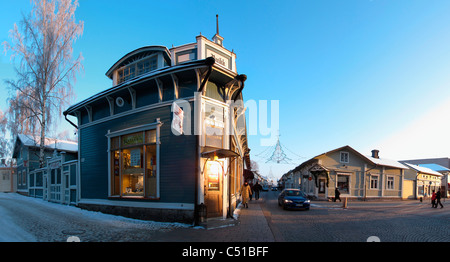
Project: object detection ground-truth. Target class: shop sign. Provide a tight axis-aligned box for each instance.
[206,46,230,70]
[122,133,143,147]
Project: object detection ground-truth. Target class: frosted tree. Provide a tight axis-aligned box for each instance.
[3,0,83,167]
[0,110,9,160]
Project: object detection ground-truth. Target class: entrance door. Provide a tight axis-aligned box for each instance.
[319,178,326,194]
[204,160,223,218]
[50,169,62,203]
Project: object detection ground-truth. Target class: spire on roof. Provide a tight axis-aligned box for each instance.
[212,14,224,47]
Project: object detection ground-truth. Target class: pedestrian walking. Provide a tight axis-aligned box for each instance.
[431,190,437,208]
[435,190,444,209]
[240,181,252,208]
[253,181,263,200]
[334,188,341,202]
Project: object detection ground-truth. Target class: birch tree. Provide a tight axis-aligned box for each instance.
[0,110,9,160]
[3,0,83,167]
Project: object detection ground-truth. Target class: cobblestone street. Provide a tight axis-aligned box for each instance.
[1,192,449,242]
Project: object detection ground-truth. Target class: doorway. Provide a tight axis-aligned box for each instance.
[204,160,223,218]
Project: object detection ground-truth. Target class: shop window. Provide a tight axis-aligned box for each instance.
[337,174,349,194]
[110,129,158,198]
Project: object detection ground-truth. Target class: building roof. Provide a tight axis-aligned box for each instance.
[105,46,171,79]
[402,163,443,176]
[64,58,214,116]
[14,134,78,154]
[365,155,408,169]
[285,145,408,178]
[317,145,408,169]
[418,163,450,172]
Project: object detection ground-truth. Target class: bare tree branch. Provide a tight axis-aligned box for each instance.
[2,0,83,167]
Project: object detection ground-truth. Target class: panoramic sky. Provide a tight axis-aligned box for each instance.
[2,0,450,180]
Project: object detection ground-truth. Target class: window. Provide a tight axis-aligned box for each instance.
[387,176,394,190]
[110,130,158,198]
[337,174,350,194]
[370,175,379,189]
[340,152,349,163]
[118,57,158,84]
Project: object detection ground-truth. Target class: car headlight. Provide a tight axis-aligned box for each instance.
[284,199,293,203]
[304,199,310,203]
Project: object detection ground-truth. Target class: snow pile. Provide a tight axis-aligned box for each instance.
[0,193,191,242]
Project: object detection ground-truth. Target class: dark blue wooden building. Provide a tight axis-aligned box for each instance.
[64,32,251,224]
[12,134,78,203]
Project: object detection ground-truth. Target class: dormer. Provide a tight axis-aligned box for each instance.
[105,46,171,86]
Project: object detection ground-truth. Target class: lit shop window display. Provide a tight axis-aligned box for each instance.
[110,130,157,198]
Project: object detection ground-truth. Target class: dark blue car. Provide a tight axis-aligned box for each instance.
[278,189,310,210]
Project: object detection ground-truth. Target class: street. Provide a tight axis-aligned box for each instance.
[260,189,450,242]
[0,192,449,242]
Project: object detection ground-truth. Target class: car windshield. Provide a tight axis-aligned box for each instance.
[285,190,305,197]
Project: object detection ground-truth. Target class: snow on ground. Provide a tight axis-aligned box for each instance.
[0,192,191,242]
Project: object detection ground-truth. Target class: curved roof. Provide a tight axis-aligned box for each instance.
[105,46,171,79]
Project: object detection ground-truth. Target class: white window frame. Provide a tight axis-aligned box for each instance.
[336,173,351,195]
[106,119,161,199]
[370,174,379,189]
[340,151,349,163]
[386,176,394,190]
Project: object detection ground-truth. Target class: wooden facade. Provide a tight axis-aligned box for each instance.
[12,134,78,203]
[283,146,407,200]
[64,34,250,224]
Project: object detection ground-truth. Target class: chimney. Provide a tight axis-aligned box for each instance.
[1,159,5,167]
[371,150,379,159]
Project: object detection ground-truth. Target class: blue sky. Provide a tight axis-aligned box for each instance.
[2,0,450,180]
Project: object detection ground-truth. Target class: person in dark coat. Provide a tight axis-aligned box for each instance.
[334,188,341,202]
[253,182,263,200]
[435,190,444,208]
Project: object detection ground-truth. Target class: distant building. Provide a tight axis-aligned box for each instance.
[0,159,16,192]
[402,163,443,199]
[400,159,449,198]
[12,134,78,203]
[284,146,408,200]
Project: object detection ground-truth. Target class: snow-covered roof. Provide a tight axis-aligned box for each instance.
[403,163,443,176]
[418,163,450,172]
[365,155,408,169]
[16,134,78,153]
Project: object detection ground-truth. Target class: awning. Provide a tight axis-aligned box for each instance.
[201,148,240,159]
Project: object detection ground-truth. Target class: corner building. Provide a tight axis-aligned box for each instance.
[64,32,250,224]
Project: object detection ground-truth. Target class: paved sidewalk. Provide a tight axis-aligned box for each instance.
[152,196,275,242]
